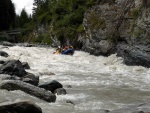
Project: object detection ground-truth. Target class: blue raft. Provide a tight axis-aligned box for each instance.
[61,49,74,55]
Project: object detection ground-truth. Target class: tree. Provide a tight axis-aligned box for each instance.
[0,0,16,31]
[25,0,96,43]
[20,8,30,28]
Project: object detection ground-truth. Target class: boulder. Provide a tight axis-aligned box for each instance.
[0,60,27,77]
[1,75,21,81]
[0,72,39,86]
[54,88,67,95]
[0,61,5,64]
[0,100,42,113]
[0,80,56,102]
[38,80,63,93]
[22,73,39,86]
[117,44,150,68]
[22,62,30,69]
[66,100,75,105]
[0,51,9,57]
[23,43,35,47]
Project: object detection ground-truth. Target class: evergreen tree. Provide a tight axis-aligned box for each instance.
[20,8,30,28]
[8,0,16,28]
[25,0,96,43]
[0,0,16,31]
[15,15,20,28]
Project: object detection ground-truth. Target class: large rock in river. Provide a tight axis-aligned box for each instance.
[0,60,27,77]
[38,80,63,93]
[22,72,39,86]
[0,100,42,113]
[117,43,150,67]
[0,51,9,57]
[0,80,56,102]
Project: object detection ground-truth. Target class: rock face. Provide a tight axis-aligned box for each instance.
[0,80,56,102]
[82,0,127,56]
[0,101,42,113]
[81,0,150,67]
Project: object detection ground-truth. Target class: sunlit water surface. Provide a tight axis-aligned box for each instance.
[0,45,150,113]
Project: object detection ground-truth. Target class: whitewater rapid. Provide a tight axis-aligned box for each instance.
[1,45,150,113]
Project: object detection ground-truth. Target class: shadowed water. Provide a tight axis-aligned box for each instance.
[0,45,150,113]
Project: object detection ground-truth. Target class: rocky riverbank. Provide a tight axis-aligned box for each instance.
[78,0,150,68]
[0,44,68,113]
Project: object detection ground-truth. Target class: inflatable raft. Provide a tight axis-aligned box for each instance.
[61,48,74,55]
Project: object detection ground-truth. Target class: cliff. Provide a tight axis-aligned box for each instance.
[81,0,150,67]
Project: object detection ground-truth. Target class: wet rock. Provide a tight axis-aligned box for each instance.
[22,62,30,69]
[66,100,75,105]
[0,61,5,64]
[22,73,39,86]
[0,60,27,77]
[66,85,72,88]
[0,80,56,102]
[99,109,110,113]
[0,51,9,57]
[88,109,109,113]
[38,80,63,93]
[1,75,21,81]
[1,41,15,46]
[117,44,150,68]
[0,100,42,113]
[0,72,39,86]
[54,88,67,95]
[23,43,36,47]
[16,43,35,47]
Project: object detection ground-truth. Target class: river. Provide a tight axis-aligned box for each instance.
[0,45,150,113]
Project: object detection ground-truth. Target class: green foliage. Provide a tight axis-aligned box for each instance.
[130,20,136,33]
[31,33,52,44]
[0,37,6,42]
[106,31,120,41]
[133,28,145,38]
[20,8,30,28]
[76,24,84,33]
[87,12,106,30]
[42,33,52,44]
[130,8,139,19]
[32,0,95,42]
[15,8,34,42]
[33,34,43,43]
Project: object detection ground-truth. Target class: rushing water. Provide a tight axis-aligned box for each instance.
[1,45,150,113]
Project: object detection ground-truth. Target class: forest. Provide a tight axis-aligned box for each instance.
[0,0,99,44]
